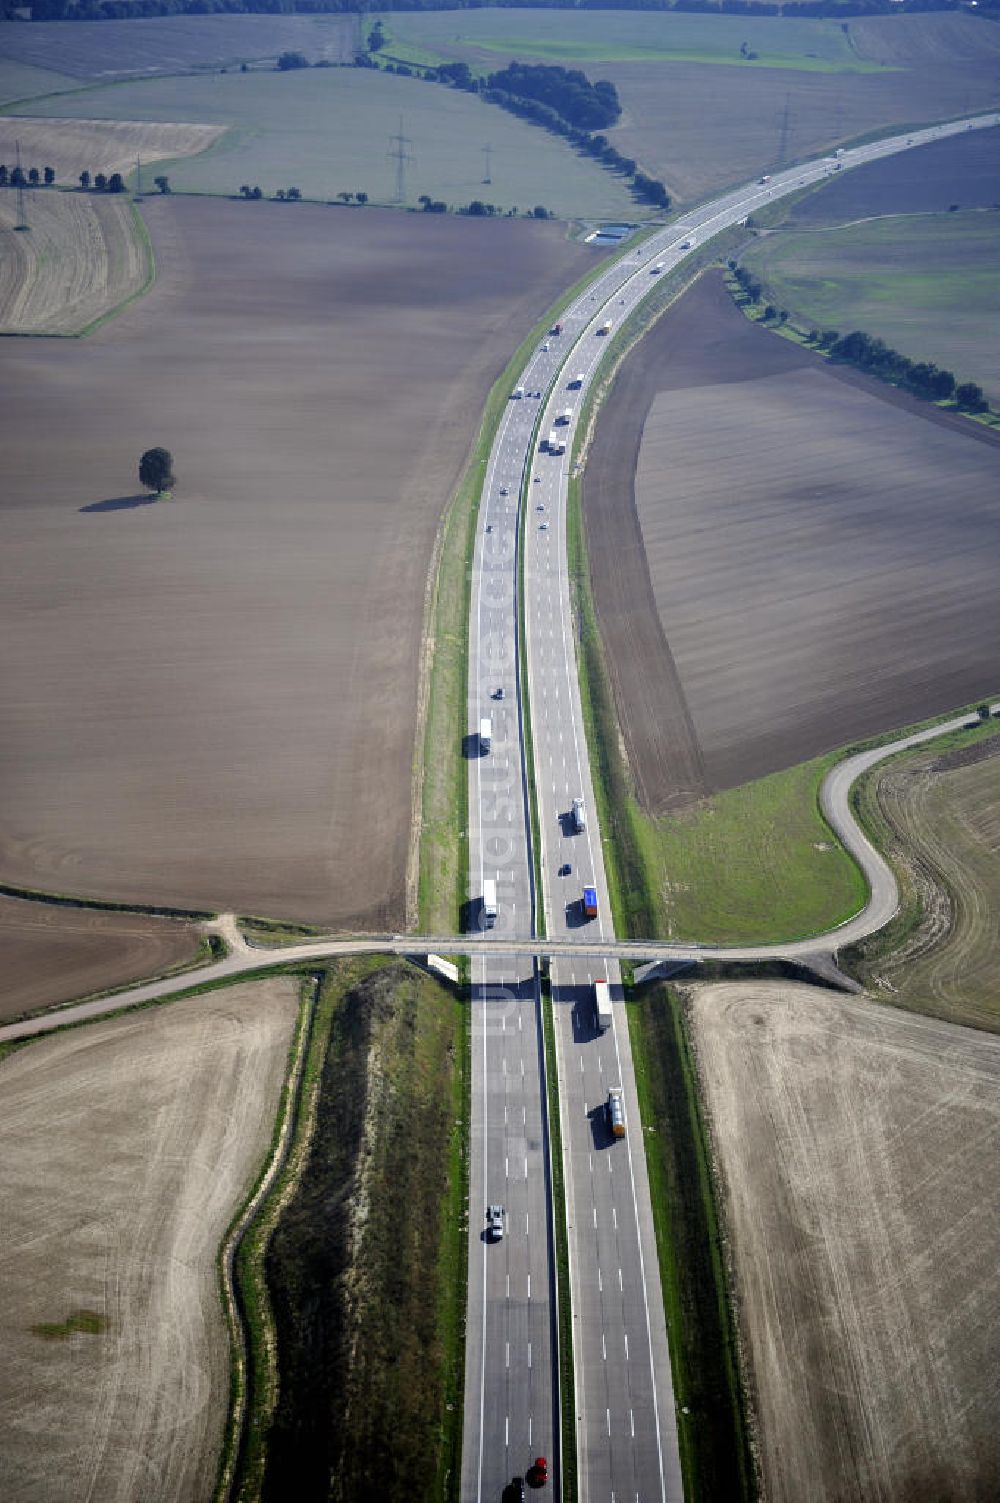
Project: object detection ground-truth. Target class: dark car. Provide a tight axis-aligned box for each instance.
[559,863,572,877]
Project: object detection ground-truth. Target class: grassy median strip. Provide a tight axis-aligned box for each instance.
[627,981,755,1502]
[541,978,577,1501]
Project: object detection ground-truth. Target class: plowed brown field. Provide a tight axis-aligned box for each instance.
[689,980,1000,1503]
[583,271,1000,808]
[0,977,299,1503]
[0,895,201,1019]
[0,197,596,926]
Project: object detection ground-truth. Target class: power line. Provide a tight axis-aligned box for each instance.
[777,92,792,168]
[482,143,492,185]
[387,115,414,205]
[14,138,29,233]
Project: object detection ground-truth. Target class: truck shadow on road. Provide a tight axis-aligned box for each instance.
[587,1103,614,1152]
[552,981,600,1044]
[80,493,158,514]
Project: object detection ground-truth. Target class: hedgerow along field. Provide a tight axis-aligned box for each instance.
[848,730,1000,1032]
[689,981,1000,1503]
[741,125,1000,401]
[0,196,599,929]
[387,8,1000,204]
[0,977,300,1503]
[14,65,638,218]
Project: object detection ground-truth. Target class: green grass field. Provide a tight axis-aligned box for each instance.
[13,66,637,218]
[381,9,888,72]
[0,59,82,106]
[740,210,1000,401]
[629,755,867,945]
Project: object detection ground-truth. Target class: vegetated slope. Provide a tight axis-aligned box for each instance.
[0,192,149,335]
[0,978,299,1503]
[742,213,1000,404]
[388,8,1000,204]
[0,894,201,1018]
[689,981,1000,1503]
[0,116,224,183]
[260,962,465,1503]
[16,66,637,217]
[0,59,80,105]
[584,270,1000,809]
[848,732,1000,1031]
[0,14,359,80]
[0,197,597,927]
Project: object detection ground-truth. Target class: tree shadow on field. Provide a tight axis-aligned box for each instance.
[80,493,158,514]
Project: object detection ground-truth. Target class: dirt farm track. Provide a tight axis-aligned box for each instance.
[689,981,1000,1503]
[0,197,597,926]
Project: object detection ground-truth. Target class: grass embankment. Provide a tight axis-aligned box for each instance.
[417,248,652,935]
[228,957,468,1503]
[628,981,755,1501]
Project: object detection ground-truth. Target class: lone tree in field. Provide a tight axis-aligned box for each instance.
[139,447,175,496]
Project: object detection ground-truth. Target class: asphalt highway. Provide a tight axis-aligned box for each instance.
[3,111,998,1503]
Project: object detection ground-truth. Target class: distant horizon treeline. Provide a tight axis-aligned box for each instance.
[9,0,998,25]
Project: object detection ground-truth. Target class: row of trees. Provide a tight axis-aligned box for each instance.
[0,164,55,187]
[730,264,989,413]
[822,329,988,410]
[393,57,670,212]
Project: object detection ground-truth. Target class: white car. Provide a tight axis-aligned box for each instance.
[539,522,549,531]
[487,1204,505,1241]
[542,342,550,351]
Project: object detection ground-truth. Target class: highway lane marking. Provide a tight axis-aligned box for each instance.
[528,1342,533,1368]
[625,1334,629,1362]
[602,1333,607,1361]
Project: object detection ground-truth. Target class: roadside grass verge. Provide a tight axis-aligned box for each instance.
[416,245,655,935]
[541,978,576,1501]
[627,980,755,1501]
[233,957,468,1503]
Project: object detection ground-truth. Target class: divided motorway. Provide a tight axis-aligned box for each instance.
[463,112,1000,1503]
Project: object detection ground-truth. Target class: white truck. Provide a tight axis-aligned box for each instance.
[595,979,613,1033]
[480,717,492,753]
[571,796,586,833]
[482,878,498,929]
[547,430,566,455]
[556,407,573,425]
[511,385,524,400]
[607,1086,626,1139]
[597,320,613,336]
[568,373,584,389]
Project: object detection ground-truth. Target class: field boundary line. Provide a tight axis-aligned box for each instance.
[214,969,320,1503]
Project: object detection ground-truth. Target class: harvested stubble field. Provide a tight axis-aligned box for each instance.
[583,270,1000,810]
[0,977,299,1503]
[0,14,358,81]
[386,9,1000,204]
[688,981,1000,1502]
[0,197,597,927]
[0,894,201,1019]
[0,191,149,335]
[0,116,223,184]
[17,66,637,218]
[850,733,1000,1032]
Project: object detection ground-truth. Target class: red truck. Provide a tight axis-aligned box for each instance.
[550,321,563,335]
